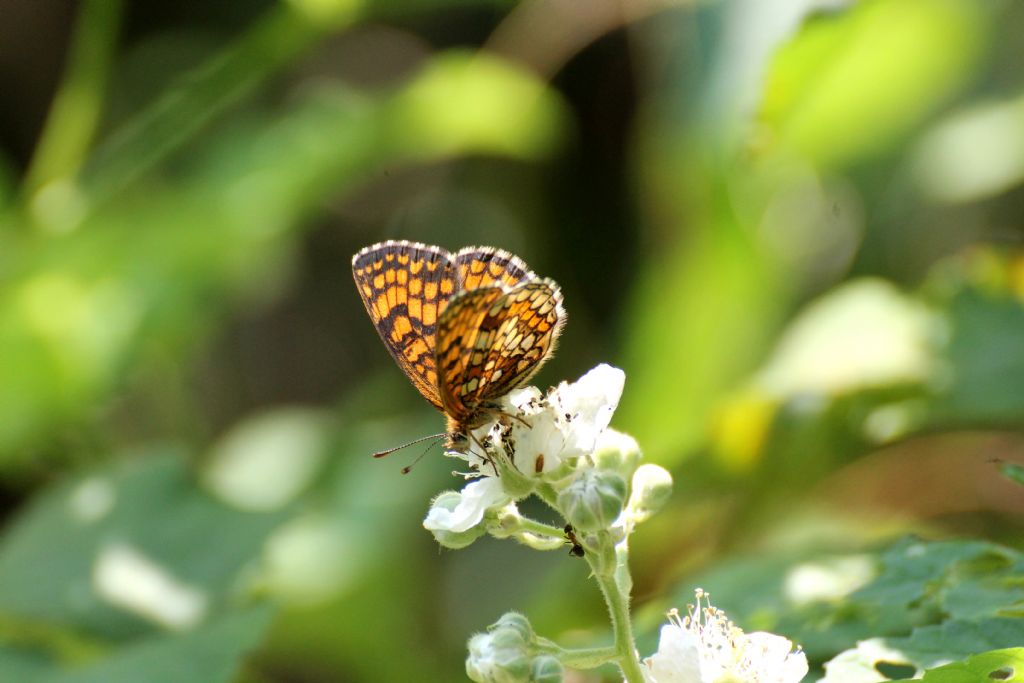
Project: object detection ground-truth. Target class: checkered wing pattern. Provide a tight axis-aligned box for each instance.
[453,247,534,290]
[351,241,457,410]
[436,279,564,424]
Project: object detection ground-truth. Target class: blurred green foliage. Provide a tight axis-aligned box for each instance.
[0,0,1022,681]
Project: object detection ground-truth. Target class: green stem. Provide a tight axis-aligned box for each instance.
[23,0,123,199]
[534,641,618,669]
[515,516,565,540]
[534,485,646,682]
[587,536,646,683]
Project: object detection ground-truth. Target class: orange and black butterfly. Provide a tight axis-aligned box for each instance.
[352,241,565,453]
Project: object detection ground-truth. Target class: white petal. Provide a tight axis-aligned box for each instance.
[744,632,809,683]
[423,478,508,533]
[561,364,625,430]
[644,624,703,683]
[557,365,625,453]
[511,413,566,473]
[507,385,543,410]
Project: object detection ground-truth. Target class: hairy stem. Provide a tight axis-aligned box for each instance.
[588,542,647,683]
[533,640,618,669]
[535,484,645,681]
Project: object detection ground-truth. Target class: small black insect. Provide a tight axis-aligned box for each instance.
[563,524,584,558]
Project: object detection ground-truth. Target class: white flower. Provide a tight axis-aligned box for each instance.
[485,364,625,476]
[643,590,808,683]
[423,477,509,533]
[430,365,626,543]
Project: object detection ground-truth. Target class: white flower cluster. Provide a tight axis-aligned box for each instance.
[483,363,625,475]
[643,590,808,683]
[423,364,644,542]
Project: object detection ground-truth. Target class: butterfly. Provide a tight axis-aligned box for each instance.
[352,240,565,454]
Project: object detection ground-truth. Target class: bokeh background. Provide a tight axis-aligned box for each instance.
[1,0,1023,681]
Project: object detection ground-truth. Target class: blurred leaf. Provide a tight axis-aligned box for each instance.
[0,646,52,683]
[1000,463,1024,487]
[890,621,1024,671]
[381,51,567,162]
[700,249,1024,509]
[0,451,285,638]
[751,279,937,398]
[619,173,787,466]
[77,3,357,213]
[672,537,1024,663]
[761,0,988,167]
[202,408,331,513]
[36,608,270,683]
[263,409,468,681]
[930,282,1024,425]
[911,94,1024,204]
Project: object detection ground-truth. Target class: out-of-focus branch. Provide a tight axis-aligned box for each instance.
[485,0,686,81]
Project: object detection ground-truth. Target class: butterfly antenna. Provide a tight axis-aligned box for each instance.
[372,432,446,459]
[401,435,445,475]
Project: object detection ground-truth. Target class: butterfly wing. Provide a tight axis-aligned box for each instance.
[454,246,535,290]
[436,279,564,422]
[434,285,507,423]
[352,240,457,410]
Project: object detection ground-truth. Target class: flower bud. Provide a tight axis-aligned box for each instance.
[466,623,532,683]
[424,491,487,549]
[629,464,673,523]
[493,612,534,643]
[488,503,522,539]
[592,429,642,479]
[557,469,627,533]
[531,655,564,683]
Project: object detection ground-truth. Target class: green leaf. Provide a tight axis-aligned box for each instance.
[668,538,1024,663]
[0,451,285,638]
[38,608,271,683]
[1000,463,1024,487]
[890,619,1024,670]
[761,0,989,167]
[930,285,1024,424]
[901,648,1024,683]
[0,646,52,683]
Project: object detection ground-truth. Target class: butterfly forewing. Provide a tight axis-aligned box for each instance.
[351,241,457,410]
[436,279,564,423]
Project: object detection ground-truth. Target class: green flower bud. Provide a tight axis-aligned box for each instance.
[592,429,642,479]
[466,627,531,683]
[530,654,564,682]
[557,469,627,533]
[629,464,673,522]
[494,612,534,643]
[426,491,487,549]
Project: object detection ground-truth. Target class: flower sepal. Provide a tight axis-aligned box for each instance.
[557,468,627,534]
[467,612,568,683]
